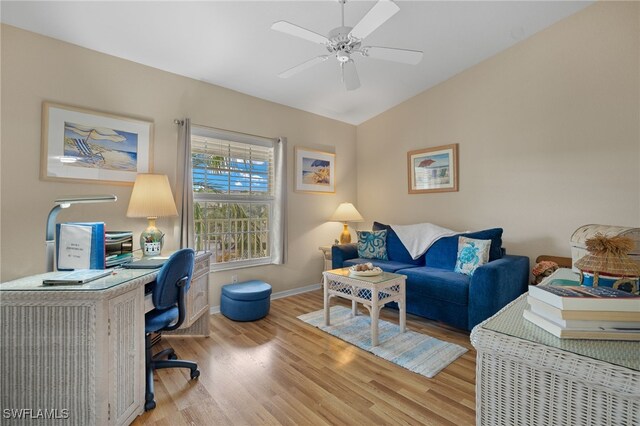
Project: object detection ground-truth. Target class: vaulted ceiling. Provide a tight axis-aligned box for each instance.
[1,1,593,124]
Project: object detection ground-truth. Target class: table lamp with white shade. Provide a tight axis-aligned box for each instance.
[330,202,364,244]
[126,173,178,256]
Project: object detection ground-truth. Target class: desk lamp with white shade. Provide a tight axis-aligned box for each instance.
[330,202,364,244]
[126,174,178,257]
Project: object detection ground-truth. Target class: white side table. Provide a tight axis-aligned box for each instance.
[323,268,406,346]
[319,245,333,271]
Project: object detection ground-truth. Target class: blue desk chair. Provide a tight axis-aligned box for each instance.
[144,248,199,411]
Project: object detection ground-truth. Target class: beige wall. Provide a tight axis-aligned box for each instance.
[356,1,640,263]
[2,1,638,298]
[0,25,357,306]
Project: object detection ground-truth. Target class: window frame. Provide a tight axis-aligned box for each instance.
[191,126,277,271]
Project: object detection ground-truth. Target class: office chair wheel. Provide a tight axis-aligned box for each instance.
[190,369,200,380]
[168,352,178,360]
[144,400,156,411]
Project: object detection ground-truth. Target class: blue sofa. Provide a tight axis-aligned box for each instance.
[332,222,529,331]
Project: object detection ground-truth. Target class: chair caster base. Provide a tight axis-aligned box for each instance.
[190,369,200,380]
[144,400,156,411]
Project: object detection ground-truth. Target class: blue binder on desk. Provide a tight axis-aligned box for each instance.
[56,222,105,270]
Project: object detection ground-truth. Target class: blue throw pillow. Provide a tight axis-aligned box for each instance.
[454,237,491,276]
[357,230,388,260]
[426,227,504,270]
[465,228,503,261]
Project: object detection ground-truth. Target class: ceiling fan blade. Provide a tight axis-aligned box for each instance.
[278,55,330,79]
[341,60,360,91]
[271,21,329,45]
[348,0,400,41]
[363,46,423,65]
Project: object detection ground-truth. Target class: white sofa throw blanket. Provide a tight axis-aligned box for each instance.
[390,223,458,260]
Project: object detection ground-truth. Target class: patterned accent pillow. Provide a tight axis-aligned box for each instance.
[454,237,491,276]
[357,230,388,260]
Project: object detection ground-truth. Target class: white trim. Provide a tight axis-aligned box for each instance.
[194,193,274,203]
[191,127,277,266]
[191,124,276,147]
[209,282,321,315]
[209,257,272,272]
[271,283,321,300]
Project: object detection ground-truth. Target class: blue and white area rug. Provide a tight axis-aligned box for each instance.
[298,305,467,378]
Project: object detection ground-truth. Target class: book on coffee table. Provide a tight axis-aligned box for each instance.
[527,296,640,322]
[528,285,640,311]
[523,308,640,341]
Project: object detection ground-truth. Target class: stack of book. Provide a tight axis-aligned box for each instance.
[105,231,134,268]
[525,285,640,340]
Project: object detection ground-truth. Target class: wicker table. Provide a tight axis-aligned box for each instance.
[471,280,640,426]
[323,268,406,346]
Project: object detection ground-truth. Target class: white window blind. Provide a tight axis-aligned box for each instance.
[191,128,277,269]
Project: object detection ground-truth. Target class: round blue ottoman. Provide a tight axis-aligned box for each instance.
[220,280,272,321]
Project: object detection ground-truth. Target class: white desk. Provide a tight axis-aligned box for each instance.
[0,252,211,425]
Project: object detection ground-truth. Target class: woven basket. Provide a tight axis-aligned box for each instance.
[571,225,640,271]
[574,234,640,292]
[574,234,640,277]
[575,253,640,276]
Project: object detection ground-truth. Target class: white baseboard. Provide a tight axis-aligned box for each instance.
[210,282,321,315]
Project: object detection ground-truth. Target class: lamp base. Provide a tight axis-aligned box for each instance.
[339,223,352,245]
[140,218,164,257]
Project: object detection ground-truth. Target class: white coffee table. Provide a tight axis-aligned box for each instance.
[323,267,406,346]
[471,269,640,426]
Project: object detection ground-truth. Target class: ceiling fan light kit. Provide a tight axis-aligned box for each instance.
[341,59,360,91]
[271,0,423,91]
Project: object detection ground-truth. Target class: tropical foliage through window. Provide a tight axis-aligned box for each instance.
[191,132,273,267]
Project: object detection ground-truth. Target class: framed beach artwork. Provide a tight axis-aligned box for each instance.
[294,147,335,193]
[407,143,458,194]
[41,102,153,184]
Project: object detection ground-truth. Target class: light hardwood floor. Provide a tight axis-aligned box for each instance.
[133,289,476,425]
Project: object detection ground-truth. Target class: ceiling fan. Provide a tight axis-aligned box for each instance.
[271,0,423,91]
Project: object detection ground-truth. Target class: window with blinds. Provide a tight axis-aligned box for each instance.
[191,130,275,268]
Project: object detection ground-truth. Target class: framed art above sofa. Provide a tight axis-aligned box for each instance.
[407,143,458,194]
